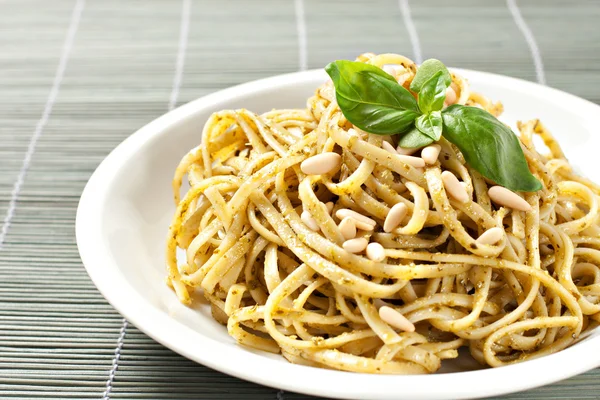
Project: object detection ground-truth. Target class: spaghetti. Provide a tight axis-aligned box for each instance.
[166,53,600,373]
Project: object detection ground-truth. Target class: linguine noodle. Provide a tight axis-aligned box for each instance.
[166,53,600,373]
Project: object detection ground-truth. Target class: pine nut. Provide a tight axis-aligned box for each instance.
[325,201,334,214]
[379,306,415,332]
[383,203,408,233]
[382,140,397,154]
[354,220,375,231]
[366,242,386,262]
[396,146,419,156]
[300,152,341,175]
[444,86,457,106]
[338,217,357,240]
[301,211,319,231]
[397,154,426,168]
[441,171,470,203]
[488,186,531,211]
[451,82,459,92]
[421,144,441,165]
[476,227,504,245]
[343,237,368,253]
[336,209,376,227]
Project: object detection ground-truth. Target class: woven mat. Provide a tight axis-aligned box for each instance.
[1,0,599,399]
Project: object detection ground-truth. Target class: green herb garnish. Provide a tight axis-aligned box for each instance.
[409,59,452,93]
[441,105,541,192]
[324,58,542,192]
[324,60,419,135]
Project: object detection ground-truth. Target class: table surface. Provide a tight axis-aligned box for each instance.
[1,0,599,399]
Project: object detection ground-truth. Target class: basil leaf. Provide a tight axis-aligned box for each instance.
[410,59,452,93]
[397,127,434,149]
[418,72,447,114]
[441,105,542,192]
[325,60,420,135]
[415,111,442,140]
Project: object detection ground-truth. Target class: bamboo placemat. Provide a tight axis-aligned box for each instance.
[1,0,599,399]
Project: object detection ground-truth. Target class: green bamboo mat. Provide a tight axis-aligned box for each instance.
[1,0,599,399]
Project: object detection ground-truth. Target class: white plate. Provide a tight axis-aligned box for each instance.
[76,69,600,400]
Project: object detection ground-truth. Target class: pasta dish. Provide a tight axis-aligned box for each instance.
[165,53,600,374]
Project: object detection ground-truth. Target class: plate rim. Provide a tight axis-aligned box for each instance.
[76,68,600,400]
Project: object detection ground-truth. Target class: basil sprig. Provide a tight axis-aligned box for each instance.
[324,60,419,135]
[325,58,542,192]
[397,127,434,148]
[441,105,541,192]
[417,71,447,114]
[409,59,452,93]
[415,111,442,141]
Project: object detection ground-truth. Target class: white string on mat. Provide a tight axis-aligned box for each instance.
[0,0,85,252]
[398,0,423,65]
[170,1,192,113]
[169,0,192,110]
[294,0,308,71]
[101,319,128,400]
[506,0,546,85]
